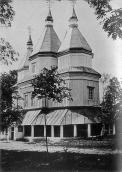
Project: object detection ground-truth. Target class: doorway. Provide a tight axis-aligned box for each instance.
[11,127,14,140]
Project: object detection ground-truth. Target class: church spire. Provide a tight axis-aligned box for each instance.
[26,26,33,62]
[27,26,33,49]
[27,34,33,46]
[69,7,78,28]
[58,5,92,52]
[39,4,61,53]
[45,2,53,26]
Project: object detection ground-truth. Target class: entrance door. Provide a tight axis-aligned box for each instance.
[11,127,14,140]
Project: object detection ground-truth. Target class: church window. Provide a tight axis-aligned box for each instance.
[88,86,94,100]
[31,94,35,107]
[18,125,23,132]
[32,62,36,73]
[24,94,28,107]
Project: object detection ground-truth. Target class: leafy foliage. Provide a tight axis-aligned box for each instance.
[1,110,22,130]
[0,0,15,26]
[1,70,17,110]
[0,38,18,65]
[0,70,22,129]
[32,67,72,103]
[101,77,121,122]
[86,0,122,40]
[0,0,18,65]
[100,73,111,101]
[103,8,122,40]
[86,0,112,19]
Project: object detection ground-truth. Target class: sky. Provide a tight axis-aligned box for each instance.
[0,0,122,81]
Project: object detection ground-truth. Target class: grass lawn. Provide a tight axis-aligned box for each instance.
[0,149,121,172]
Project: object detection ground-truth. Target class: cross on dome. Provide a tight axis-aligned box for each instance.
[71,0,77,7]
[28,26,31,36]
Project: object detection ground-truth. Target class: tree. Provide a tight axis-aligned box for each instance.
[101,77,121,123]
[1,70,22,132]
[1,70,17,110]
[100,73,111,102]
[32,67,72,154]
[0,0,15,26]
[0,38,18,65]
[0,0,18,65]
[86,0,122,40]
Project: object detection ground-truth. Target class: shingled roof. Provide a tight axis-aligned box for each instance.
[18,33,33,71]
[39,26,61,52]
[22,107,103,126]
[59,8,92,52]
[32,9,61,54]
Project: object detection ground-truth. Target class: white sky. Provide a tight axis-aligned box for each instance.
[0,0,122,81]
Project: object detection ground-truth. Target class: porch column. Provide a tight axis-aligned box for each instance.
[31,125,34,138]
[7,128,10,141]
[8,127,11,140]
[44,125,46,137]
[88,124,91,137]
[60,125,63,138]
[14,126,17,141]
[51,126,54,137]
[23,126,25,137]
[113,123,116,135]
[74,125,77,137]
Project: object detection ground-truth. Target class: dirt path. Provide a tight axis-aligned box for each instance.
[0,140,121,154]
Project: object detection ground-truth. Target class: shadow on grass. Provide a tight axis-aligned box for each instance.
[0,149,121,171]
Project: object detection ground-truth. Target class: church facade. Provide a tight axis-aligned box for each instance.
[9,7,104,141]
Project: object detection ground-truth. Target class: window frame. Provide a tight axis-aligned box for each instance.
[24,94,28,107]
[87,86,94,100]
[18,125,23,132]
[31,93,35,107]
[31,62,36,74]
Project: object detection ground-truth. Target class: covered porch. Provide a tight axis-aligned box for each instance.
[21,108,103,140]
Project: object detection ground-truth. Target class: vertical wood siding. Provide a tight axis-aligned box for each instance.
[58,53,92,71]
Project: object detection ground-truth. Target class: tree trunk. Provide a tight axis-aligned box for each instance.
[44,97,49,156]
[101,123,105,136]
[6,127,9,142]
[44,112,48,154]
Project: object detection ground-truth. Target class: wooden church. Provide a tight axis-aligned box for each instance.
[9,7,103,141]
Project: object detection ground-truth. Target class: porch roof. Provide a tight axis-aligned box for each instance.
[31,108,100,126]
[22,108,102,126]
[22,110,41,125]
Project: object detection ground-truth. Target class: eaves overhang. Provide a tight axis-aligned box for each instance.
[58,47,93,57]
[59,67,101,78]
[17,66,29,72]
[17,78,32,86]
[29,51,58,61]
